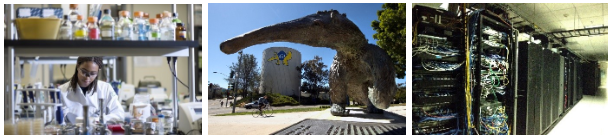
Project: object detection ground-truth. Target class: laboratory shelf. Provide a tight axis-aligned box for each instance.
[4,40,199,57]
[16,103,62,107]
[17,88,60,92]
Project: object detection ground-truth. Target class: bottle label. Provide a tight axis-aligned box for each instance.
[89,28,99,39]
[75,30,87,37]
[151,32,160,38]
[101,30,113,37]
[177,31,186,40]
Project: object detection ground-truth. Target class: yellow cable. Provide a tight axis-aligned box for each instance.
[463,3,473,132]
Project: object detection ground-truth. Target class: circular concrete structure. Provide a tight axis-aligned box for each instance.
[259,47,301,96]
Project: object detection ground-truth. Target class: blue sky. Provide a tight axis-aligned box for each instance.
[208,3,406,88]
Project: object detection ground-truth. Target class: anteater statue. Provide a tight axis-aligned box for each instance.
[220,10,396,116]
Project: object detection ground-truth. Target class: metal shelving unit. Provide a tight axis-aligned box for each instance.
[4,5,200,133]
[412,5,466,135]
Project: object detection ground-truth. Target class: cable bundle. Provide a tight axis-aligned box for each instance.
[480,107,509,135]
[422,60,465,71]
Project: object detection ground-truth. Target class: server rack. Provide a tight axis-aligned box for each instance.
[411,5,465,135]
[469,11,514,135]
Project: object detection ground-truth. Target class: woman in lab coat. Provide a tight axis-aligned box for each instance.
[58,57,124,124]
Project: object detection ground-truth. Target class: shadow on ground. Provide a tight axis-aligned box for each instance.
[341,108,407,124]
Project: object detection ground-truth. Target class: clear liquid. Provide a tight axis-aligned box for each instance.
[117,26,132,40]
[58,26,72,40]
[116,17,132,40]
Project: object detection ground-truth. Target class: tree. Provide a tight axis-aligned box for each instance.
[394,83,406,103]
[300,56,330,103]
[208,83,223,99]
[227,52,261,99]
[371,3,407,79]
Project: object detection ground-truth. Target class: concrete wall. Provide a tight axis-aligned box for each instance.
[259,47,301,96]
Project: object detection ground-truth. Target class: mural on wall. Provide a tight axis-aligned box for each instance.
[258,47,301,96]
[267,50,293,66]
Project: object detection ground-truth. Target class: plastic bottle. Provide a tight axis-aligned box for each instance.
[132,11,147,41]
[175,23,186,41]
[58,15,72,40]
[115,11,132,40]
[148,18,160,40]
[68,4,79,25]
[99,9,115,40]
[73,15,87,40]
[157,114,164,135]
[87,17,100,40]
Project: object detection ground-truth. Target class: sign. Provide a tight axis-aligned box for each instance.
[268,50,293,66]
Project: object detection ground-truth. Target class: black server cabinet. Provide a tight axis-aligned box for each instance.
[516,42,565,135]
[516,42,541,135]
[582,61,600,96]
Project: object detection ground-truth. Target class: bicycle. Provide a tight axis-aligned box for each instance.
[252,103,273,118]
[264,103,273,117]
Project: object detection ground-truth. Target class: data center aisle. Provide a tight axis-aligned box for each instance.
[547,87,611,135]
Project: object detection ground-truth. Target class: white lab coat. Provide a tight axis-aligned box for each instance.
[58,80,124,124]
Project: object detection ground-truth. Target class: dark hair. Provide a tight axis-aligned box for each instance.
[69,57,103,96]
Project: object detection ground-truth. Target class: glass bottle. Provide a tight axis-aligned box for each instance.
[175,23,187,41]
[171,13,182,23]
[156,13,162,25]
[161,110,173,133]
[87,16,100,40]
[73,15,87,40]
[115,11,132,40]
[99,9,115,40]
[148,18,160,40]
[160,11,175,41]
[68,4,79,25]
[57,15,72,40]
[132,11,147,41]
[144,13,150,34]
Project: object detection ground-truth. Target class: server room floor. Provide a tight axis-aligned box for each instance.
[548,86,611,135]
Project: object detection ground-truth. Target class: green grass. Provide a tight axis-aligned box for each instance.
[214,107,328,116]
